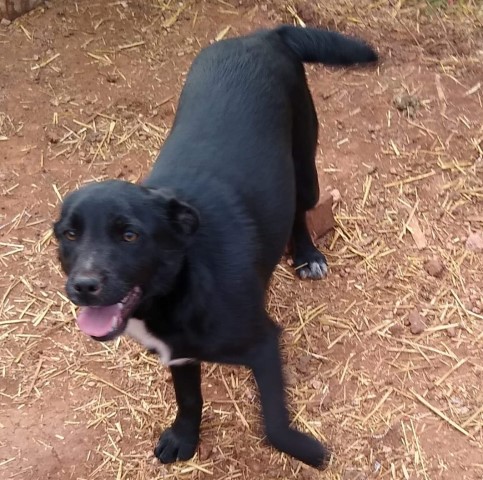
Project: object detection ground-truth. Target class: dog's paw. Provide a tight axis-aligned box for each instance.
[295,250,328,280]
[266,426,331,469]
[303,443,331,470]
[317,446,332,470]
[154,428,198,464]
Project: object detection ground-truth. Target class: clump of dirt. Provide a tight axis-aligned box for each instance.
[424,256,445,278]
[407,309,427,335]
[393,92,420,118]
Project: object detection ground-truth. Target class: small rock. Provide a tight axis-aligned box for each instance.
[465,231,483,252]
[307,191,336,240]
[424,256,444,278]
[389,323,404,336]
[446,326,457,338]
[408,309,426,335]
[330,188,341,204]
[1,18,11,26]
[311,379,323,389]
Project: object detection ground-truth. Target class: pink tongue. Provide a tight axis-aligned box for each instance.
[76,304,121,337]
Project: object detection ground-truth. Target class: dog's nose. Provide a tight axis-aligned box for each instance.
[73,275,102,295]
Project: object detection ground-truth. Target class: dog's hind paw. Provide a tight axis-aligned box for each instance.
[295,250,328,280]
[154,428,198,464]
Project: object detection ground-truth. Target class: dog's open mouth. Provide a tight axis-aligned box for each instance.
[76,287,142,340]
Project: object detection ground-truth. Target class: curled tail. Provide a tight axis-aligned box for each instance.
[275,25,378,65]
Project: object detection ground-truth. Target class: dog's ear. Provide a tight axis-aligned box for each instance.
[147,187,199,237]
[167,198,199,236]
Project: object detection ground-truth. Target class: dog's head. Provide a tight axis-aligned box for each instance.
[53,179,199,341]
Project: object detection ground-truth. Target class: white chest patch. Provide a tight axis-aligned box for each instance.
[125,318,194,366]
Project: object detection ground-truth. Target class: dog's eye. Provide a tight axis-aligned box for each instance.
[122,231,139,243]
[64,230,77,241]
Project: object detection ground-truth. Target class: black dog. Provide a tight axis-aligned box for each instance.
[54,25,377,468]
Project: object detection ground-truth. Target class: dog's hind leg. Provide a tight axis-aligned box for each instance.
[248,320,330,468]
[289,86,328,280]
[154,363,203,463]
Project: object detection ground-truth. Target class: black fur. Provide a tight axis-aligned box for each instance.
[54,25,377,468]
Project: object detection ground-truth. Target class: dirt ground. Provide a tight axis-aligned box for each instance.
[1,0,482,479]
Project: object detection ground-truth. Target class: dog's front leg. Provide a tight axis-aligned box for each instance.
[249,324,330,469]
[154,363,203,463]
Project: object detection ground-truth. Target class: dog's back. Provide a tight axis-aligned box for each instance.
[145,26,377,278]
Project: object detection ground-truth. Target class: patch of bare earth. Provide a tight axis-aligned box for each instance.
[1,1,482,479]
